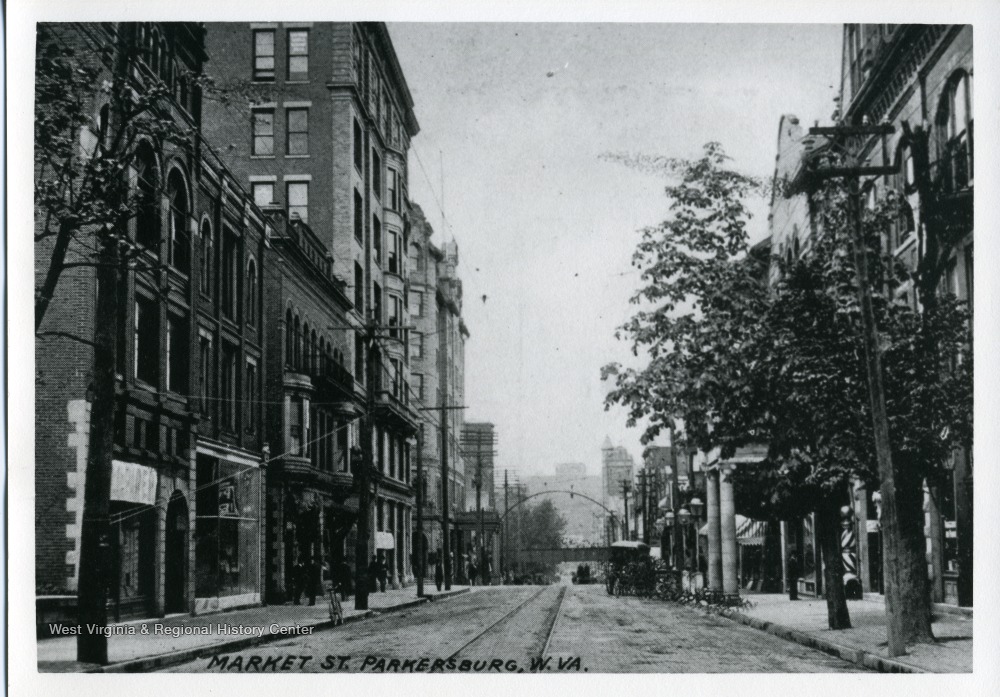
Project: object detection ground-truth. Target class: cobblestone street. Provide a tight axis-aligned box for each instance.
[160,585,864,673]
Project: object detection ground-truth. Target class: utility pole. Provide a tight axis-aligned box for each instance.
[502,470,509,578]
[415,425,425,597]
[440,312,452,590]
[809,122,905,657]
[475,436,484,568]
[621,481,630,541]
[77,25,132,665]
[354,315,378,611]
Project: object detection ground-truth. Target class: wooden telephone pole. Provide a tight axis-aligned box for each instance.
[808,122,906,657]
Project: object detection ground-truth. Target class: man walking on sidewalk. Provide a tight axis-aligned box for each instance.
[434,554,444,592]
[787,553,799,601]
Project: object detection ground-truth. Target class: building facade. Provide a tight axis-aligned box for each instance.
[201,22,422,588]
[35,23,269,620]
[767,24,973,606]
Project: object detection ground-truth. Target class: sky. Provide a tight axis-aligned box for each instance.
[388,23,844,480]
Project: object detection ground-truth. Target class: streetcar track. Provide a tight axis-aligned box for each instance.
[538,584,567,661]
[445,586,548,660]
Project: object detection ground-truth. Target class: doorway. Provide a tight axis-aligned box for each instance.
[165,492,189,614]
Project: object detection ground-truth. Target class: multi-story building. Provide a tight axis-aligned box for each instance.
[201,22,422,588]
[407,203,470,574]
[260,208,361,603]
[35,23,268,621]
[769,24,973,606]
[461,422,496,512]
[838,23,973,607]
[601,437,635,503]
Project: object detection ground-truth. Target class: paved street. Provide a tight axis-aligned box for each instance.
[160,584,864,673]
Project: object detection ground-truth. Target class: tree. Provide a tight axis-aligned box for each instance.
[602,143,972,636]
[34,23,201,665]
[521,499,568,551]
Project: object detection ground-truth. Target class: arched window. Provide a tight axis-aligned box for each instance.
[302,322,311,373]
[167,169,190,273]
[285,309,294,366]
[200,220,213,296]
[938,70,973,191]
[318,337,326,376]
[245,258,257,326]
[309,329,319,374]
[134,143,159,249]
[293,315,301,369]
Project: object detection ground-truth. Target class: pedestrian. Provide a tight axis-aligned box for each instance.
[468,560,478,586]
[482,553,492,586]
[434,554,444,592]
[337,560,352,601]
[376,553,388,592]
[368,555,379,593]
[787,552,800,601]
[291,558,305,605]
[305,556,320,606]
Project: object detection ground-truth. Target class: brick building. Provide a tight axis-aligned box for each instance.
[260,208,361,603]
[35,23,269,620]
[407,203,470,575]
[768,25,973,606]
[201,22,421,588]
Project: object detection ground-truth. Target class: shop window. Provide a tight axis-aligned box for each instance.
[195,455,261,599]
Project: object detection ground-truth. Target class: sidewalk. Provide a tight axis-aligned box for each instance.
[723,593,972,673]
[37,585,469,673]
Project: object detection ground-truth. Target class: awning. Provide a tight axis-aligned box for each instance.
[736,517,767,546]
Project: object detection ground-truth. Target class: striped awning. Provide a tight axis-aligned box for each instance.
[736,517,767,546]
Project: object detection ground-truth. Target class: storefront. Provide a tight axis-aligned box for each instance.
[194,450,262,613]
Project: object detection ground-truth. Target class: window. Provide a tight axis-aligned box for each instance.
[245,359,257,433]
[221,343,237,431]
[287,181,308,223]
[199,334,212,413]
[411,332,422,359]
[387,230,401,274]
[135,296,159,385]
[416,374,424,402]
[167,171,190,274]
[286,108,308,155]
[409,291,422,317]
[388,294,401,339]
[353,119,363,172]
[354,332,364,382]
[940,71,973,191]
[387,168,399,210]
[371,150,382,199]
[287,29,309,80]
[252,183,274,207]
[135,144,159,249]
[373,282,383,324]
[354,190,363,242]
[373,216,382,265]
[354,262,364,310]
[289,396,304,455]
[222,229,239,320]
[253,30,275,81]
[200,221,213,296]
[285,308,294,366]
[245,258,257,326]
[252,109,274,156]
[166,314,189,394]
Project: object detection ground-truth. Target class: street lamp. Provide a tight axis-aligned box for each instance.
[678,506,691,581]
[663,510,676,574]
[688,497,703,589]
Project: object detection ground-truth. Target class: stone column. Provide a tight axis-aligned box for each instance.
[706,466,723,591]
[719,463,739,595]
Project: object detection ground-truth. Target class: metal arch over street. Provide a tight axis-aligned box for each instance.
[499,489,620,525]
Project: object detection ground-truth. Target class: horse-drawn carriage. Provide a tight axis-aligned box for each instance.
[604,541,655,595]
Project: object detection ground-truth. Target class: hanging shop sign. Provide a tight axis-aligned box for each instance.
[218,479,239,517]
[110,460,158,505]
[375,532,395,550]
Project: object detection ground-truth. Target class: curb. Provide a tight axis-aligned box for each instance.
[722,609,928,674]
[79,587,470,674]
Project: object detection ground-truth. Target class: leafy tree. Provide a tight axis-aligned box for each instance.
[602,143,972,637]
[521,499,568,551]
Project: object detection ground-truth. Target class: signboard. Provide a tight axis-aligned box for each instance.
[110,460,158,505]
[375,532,395,550]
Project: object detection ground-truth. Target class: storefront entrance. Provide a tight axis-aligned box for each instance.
[165,492,189,614]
